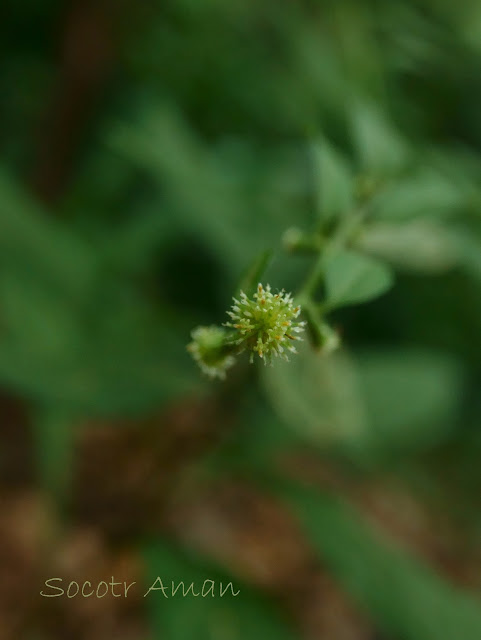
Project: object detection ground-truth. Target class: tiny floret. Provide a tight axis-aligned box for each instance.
[187,325,236,379]
[224,283,306,365]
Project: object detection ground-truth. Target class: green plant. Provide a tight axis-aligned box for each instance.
[3,1,481,639]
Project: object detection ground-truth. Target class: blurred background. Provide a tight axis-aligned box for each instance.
[1,0,481,638]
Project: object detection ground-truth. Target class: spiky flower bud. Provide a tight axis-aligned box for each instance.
[187,325,236,379]
[224,283,306,364]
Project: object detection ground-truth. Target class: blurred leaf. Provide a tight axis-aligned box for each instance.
[111,109,247,276]
[280,483,481,640]
[0,306,198,416]
[110,109,307,279]
[454,229,481,282]
[354,348,463,456]
[0,271,82,359]
[350,101,409,174]
[143,540,298,640]
[356,221,460,273]
[263,341,461,458]
[310,138,353,223]
[0,171,96,298]
[105,204,174,272]
[330,3,384,94]
[262,339,365,447]
[324,249,394,310]
[369,169,467,222]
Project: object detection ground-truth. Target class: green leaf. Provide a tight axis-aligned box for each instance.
[324,249,394,310]
[110,108,309,279]
[263,341,461,458]
[142,540,298,640]
[0,343,197,416]
[456,231,481,282]
[0,271,82,360]
[279,484,481,640]
[0,171,95,299]
[354,349,463,457]
[310,138,353,223]
[369,170,466,222]
[355,221,460,273]
[262,339,366,447]
[0,295,198,416]
[350,101,409,174]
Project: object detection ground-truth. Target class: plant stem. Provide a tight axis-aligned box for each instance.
[297,206,366,303]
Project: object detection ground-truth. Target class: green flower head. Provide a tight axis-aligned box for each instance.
[187,325,236,379]
[224,283,306,364]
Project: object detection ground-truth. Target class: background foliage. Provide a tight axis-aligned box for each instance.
[1,1,481,638]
